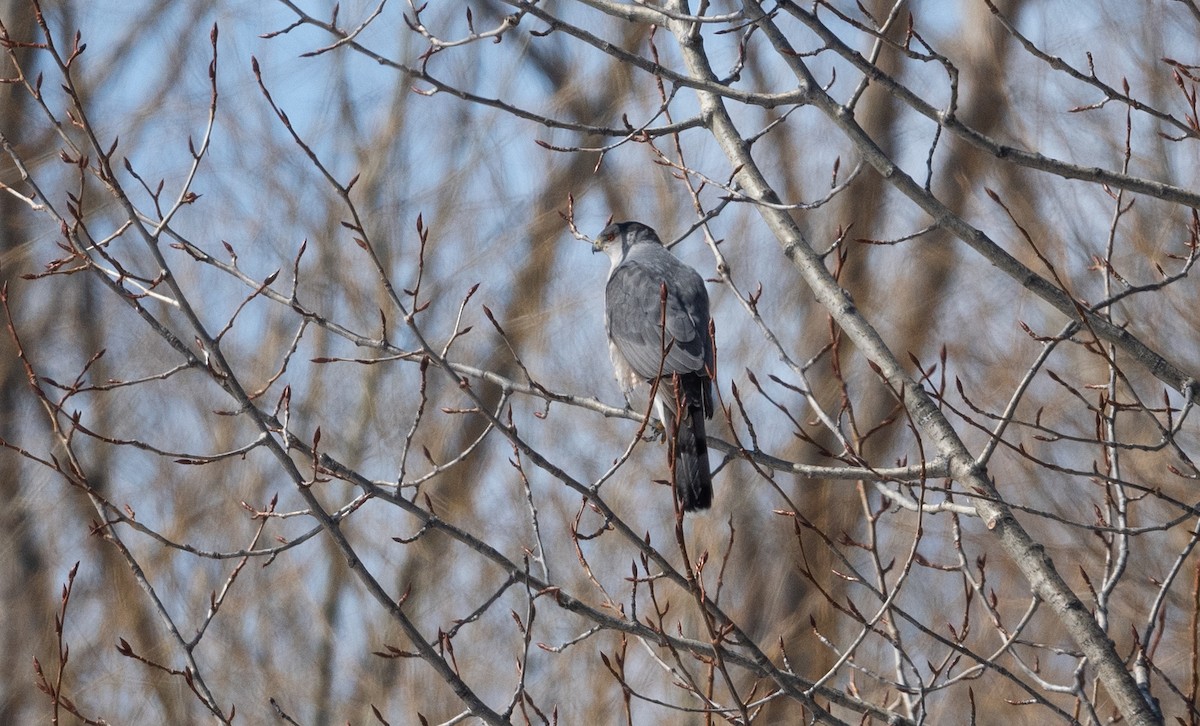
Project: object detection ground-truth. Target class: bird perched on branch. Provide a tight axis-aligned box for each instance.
[592,221,715,511]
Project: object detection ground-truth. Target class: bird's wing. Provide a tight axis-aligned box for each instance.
[606,257,710,381]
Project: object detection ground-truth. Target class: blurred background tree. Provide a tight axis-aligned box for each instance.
[2,0,1199,723]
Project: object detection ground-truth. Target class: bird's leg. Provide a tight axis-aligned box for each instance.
[645,391,669,442]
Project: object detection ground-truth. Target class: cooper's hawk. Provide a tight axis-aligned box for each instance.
[593,221,715,511]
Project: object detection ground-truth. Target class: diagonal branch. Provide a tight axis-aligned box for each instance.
[666,1,1163,722]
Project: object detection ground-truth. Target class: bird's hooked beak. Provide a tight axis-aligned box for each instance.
[590,238,601,254]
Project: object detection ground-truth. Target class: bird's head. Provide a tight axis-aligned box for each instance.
[592,220,661,264]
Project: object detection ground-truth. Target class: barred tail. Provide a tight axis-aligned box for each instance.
[672,396,712,511]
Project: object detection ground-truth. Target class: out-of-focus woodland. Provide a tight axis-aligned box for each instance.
[2,0,1200,723]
